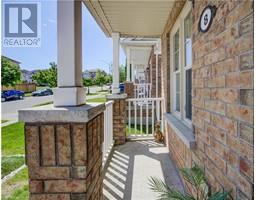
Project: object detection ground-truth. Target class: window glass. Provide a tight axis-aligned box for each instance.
[184,12,192,67]
[174,30,179,71]
[185,69,192,119]
[175,73,180,112]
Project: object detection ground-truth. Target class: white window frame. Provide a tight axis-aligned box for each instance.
[183,10,192,126]
[170,1,192,128]
[170,23,181,120]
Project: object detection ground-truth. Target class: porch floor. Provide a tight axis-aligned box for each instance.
[103,140,184,200]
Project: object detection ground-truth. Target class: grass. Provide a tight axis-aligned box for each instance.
[1,167,29,200]
[24,93,32,97]
[86,97,107,103]
[1,156,25,178]
[126,124,152,136]
[1,122,25,156]
[2,120,9,123]
[33,101,53,107]
[87,92,99,96]
[1,122,27,199]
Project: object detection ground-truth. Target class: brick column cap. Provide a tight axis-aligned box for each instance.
[18,103,105,123]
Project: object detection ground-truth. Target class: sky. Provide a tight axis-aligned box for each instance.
[2,0,126,73]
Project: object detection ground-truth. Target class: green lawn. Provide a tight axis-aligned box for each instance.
[1,122,28,200]
[2,122,25,156]
[87,92,99,96]
[86,97,107,103]
[2,156,25,178]
[1,167,29,200]
[126,124,153,136]
[2,120,9,123]
[24,93,32,97]
[33,101,53,107]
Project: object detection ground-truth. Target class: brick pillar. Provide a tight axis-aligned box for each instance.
[107,94,127,145]
[124,81,134,98]
[19,104,105,200]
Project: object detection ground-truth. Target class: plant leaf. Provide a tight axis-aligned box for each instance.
[148,177,195,200]
[179,165,206,187]
[208,191,229,200]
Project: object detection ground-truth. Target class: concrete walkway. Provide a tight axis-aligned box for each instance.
[103,140,184,200]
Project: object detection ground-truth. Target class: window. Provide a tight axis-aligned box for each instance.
[184,11,192,120]
[173,30,180,113]
[170,2,192,126]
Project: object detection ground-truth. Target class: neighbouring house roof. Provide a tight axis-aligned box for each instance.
[2,55,21,65]
[120,37,161,65]
[83,0,174,37]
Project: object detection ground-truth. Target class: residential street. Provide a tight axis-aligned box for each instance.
[1,86,109,125]
[2,95,54,123]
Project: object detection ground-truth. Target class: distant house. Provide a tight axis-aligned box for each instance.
[2,55,21,66]
[21,69,39,83]
[82,69,97,79]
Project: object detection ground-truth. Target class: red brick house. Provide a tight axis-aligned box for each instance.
[19,0,254,199]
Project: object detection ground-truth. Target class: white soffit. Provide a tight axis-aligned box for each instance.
[84,0,174,37]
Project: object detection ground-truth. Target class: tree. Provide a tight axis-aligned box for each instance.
[105,74,112,84]
[32,62,57,88]
[47,62,57,88]
[119,65,126,83]
[95,69,107,91]
[83,78,94,94]
[1,56,21,86]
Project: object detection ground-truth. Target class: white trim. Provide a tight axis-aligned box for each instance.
[112,32,120,94]
[169,1,192,124]
[156,53,159,97]
[182,8,192,124]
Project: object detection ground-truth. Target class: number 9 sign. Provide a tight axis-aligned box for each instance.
[198,5,217,33]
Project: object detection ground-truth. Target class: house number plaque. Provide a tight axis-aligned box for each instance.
[198,5,217,33]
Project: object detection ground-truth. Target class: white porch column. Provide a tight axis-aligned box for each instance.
[112,32,120,94]
[150,61,152,84]
[126,48,131,81]
[54,0,85,106]
[131,63,135,82]
[156,53,158,97]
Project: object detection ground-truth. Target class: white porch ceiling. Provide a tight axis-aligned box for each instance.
[84,0,174,37]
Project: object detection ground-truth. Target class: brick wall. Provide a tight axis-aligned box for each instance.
[107,96,127,145]
[148,49,162,98]
[25,114,104,200]
[162,0,253,199]
[124,81,134,98]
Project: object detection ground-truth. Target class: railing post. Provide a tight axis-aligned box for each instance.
[102,101,114,167]
[106,94,127,145]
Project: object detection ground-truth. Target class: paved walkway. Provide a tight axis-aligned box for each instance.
[103,140,184,200]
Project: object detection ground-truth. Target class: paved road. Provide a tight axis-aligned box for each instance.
[2,95,54,122]
[1,86,110,124]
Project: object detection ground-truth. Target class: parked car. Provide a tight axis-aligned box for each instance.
[1,90,25,102]
[32,88,53,96]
